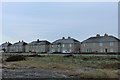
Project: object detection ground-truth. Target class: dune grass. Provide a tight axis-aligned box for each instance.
[2,53,120,78]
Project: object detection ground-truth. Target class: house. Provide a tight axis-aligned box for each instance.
[50,37,80,53]
[0,42,12,52]
[81,34,120,53]
[25,39,51,53]
[9,40,27,53]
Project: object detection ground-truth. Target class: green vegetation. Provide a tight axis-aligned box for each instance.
[2,53,120,78]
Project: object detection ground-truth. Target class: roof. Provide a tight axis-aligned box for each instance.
[28,40,51,45]
[82,35,120,43]
[52,37,80,44]
[1,42,12,47]
[12,41,27,46]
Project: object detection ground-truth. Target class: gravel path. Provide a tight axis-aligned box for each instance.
[2,68,71,78]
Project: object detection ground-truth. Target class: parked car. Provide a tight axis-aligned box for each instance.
[0,50,4,53]
[31,51,36,53]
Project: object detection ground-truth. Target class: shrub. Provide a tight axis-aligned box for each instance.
[99,62,120,69]
[27,54,43,57]
[5,55,26,62]
[63,54,75,58]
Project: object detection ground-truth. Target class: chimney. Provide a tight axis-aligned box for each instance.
[37,39,40,42]
[104,33,108,36]
[62,37,65,39]
[68,37,71,39]
[96,34,100,37]
[22,40,24,42]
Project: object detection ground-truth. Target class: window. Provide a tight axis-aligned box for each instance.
[58,49,60,52]
[110,48,114,52]
[99,49,103,52]
[19,46,21,48]
[62,44,65,47]
[93,43,96,46]
[69,44,72,47]
[69,49,72,52]
[52,49,55,52]
[89,48,92,52]
[86,49,89,52]
[84,49,86,52]
[92,49,94,52]
[86,48,92,52]
[58,45,60,47]
[99,43,103,46]
[110,42,113,46]
[52,45,54,47]
[83,43,86,46]
[84,49,87,52]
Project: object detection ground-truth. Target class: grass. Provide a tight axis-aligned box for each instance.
[2,53,120,78]
[61,69,118,78]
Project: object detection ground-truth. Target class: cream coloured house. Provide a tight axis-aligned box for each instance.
[50,37,80,53]
[81,34,120,53]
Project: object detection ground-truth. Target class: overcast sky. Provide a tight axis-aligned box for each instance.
[1,2,118,44]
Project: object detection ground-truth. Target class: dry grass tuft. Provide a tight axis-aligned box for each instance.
[62,69,119,78]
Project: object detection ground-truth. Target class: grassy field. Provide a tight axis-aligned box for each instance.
[2,53,120,78]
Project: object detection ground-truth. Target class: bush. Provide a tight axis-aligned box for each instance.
[5,55,26,62]
[27,54,43,57]
[99,62,120,69]
[63,54,75,58]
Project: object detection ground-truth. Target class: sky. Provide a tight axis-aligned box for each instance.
[1,2,118,44]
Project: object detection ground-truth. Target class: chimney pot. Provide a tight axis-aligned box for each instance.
[104,33,108,36]
[62,37,65,39]
[37,39,40,42]
[96,34,100,37]
[68,37,71,39]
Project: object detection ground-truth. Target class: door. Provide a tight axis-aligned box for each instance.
[105,48,108,53]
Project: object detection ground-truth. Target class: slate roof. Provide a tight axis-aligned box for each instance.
[12,41,27,46]
[28,40,51,45]
[52,37,80,44]
[1,42,12,47]
[82,35,120,43]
